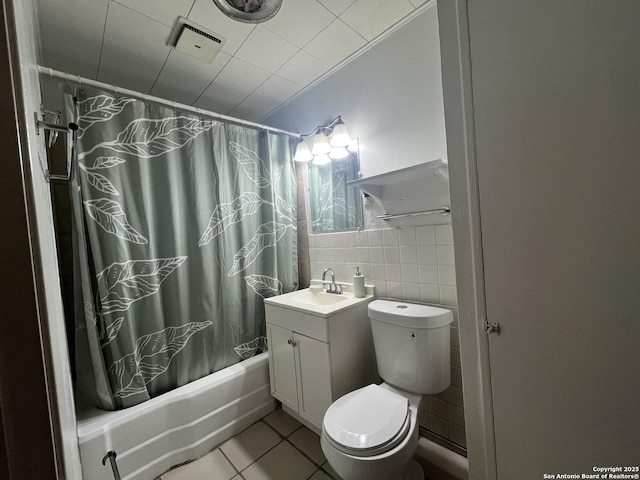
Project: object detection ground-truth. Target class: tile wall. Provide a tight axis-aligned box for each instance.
[307,225,466,449]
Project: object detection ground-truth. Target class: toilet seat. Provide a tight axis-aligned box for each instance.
[323,384,411,457]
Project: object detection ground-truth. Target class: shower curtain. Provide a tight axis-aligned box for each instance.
[69,87,297,410]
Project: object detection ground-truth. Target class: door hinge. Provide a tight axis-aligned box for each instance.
[484,320,500,335]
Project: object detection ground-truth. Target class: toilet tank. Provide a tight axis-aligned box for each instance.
[368,300,453,394]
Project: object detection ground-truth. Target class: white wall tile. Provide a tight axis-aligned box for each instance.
[383,228,399,246]
[450,326,460,348]
[435,224,454,245]
[398,227,417,246]
[440,286,458,306]
[369,246,384,262]
[356,230,369,247]
[417,245,437,265]
[437,245,455,265]
[428,414,450,438]
[402,282,420,302]
[374,280,387,298]
[400,245,417,264]
[356,247,370,264]
[383,246,400,264]
[418,265,438,284]
[371,263,386,281]
[385,264,402,282]
[450,367,463,388]
[420,284,440,304]
[416,226,436,245]
[343,247,357,263]
[438,265,456,286]
[401,264,418,283]
[328,233,344,248]
[386,281,402,299]
[449,424,467,448]
[326,248,343,263]
[368,229,383,246]
[342,231,356,247]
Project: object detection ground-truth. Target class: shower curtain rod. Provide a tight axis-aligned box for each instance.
[38,66,301,139]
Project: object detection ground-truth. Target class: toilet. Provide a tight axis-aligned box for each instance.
[320,300,453,480]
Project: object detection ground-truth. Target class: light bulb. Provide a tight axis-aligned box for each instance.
[347,138,359,153]
[329,119,351,147]
[294,139,313,162]
[312,131,331,155]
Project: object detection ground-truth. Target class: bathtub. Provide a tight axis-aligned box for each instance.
[76,352,276,480]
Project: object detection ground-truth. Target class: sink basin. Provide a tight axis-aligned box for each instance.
[264,287,374,318]
[289,290,350,306]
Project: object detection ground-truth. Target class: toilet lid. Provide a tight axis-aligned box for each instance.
[323,384,410,455]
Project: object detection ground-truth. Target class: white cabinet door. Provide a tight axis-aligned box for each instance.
[294,332,333,427]
[267,323,298,411]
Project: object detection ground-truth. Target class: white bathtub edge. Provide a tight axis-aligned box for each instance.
[125,396,276,480]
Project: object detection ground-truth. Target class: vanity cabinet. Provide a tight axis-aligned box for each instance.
[264,292,377,433]
[267,324,332,427]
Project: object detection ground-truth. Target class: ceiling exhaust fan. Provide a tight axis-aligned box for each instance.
[212,0,283,24]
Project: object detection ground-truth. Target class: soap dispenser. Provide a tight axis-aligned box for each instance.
[353,266,365,298]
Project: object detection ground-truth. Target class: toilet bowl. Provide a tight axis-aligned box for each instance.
[320,300,453,480]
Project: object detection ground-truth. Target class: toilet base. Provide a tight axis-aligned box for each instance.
[404,459,424,480]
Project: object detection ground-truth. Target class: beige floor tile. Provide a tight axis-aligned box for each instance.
[220,422,281,472]
[162,448,236,480]
[288,426,325,465]
[322,461,343,480]
[309,470,332,480]
[242,441,317,480]
[262,408,302,437]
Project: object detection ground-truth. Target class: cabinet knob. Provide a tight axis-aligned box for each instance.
[291,341,297,347]
[287,338,292,345]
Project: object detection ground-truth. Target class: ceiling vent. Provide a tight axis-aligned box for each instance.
[168,18,227,63]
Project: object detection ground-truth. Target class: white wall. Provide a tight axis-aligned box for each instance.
[265,3,446,178]
[8,0,82,476]
[442,1,640,478]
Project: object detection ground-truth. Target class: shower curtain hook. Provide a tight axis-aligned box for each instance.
[114,84,118,98]
[77,74,82,87]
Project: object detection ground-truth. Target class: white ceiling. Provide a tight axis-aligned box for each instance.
[37,0,428,121]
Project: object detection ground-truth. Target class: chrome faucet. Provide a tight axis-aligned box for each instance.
[322,268,342,294]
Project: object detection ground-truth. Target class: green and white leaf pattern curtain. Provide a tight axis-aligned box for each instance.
[69,88,297,410]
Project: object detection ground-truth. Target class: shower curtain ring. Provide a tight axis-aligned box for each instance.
[114,85,118,98]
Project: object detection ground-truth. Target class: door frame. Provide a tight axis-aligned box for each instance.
[437,1,497,478]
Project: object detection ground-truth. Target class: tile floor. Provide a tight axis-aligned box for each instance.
[159,408,342,480]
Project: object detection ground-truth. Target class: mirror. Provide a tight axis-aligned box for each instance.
[307,149,363,233]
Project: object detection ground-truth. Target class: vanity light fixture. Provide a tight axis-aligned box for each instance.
[311,130,332,155]
[293,115,354,163]
[329,146,349,160]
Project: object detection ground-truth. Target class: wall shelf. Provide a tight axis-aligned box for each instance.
[348,160,450,226]
[347,159,448,199]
